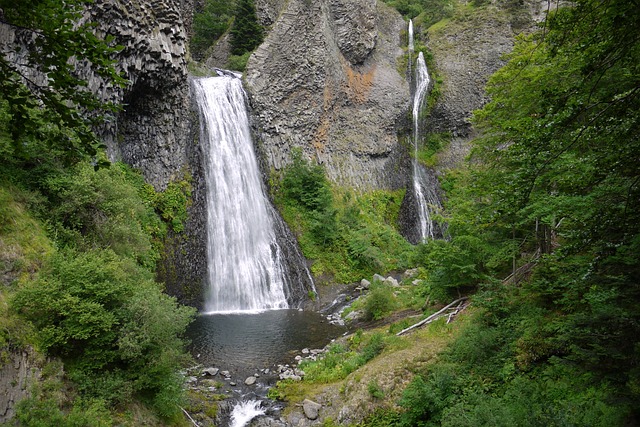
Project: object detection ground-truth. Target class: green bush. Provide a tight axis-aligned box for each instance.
[364,284,397,321]
[360,332,386,362]
[43,162,164,268]
[280,148,338,246]
[227,51,251,72]
[11,249,196,415]
[274,152,414,283]
[368,379,385,400]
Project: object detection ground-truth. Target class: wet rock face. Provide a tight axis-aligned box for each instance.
[245,0,410,191]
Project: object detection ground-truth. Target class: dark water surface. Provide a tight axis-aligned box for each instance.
[187,309,347,376]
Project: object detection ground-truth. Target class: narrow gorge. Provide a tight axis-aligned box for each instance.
[5,0,627,426]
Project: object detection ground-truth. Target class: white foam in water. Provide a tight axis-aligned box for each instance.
[230,400,266,427]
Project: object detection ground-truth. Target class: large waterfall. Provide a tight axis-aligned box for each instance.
[408,20,443,242]
[193,75,291,313]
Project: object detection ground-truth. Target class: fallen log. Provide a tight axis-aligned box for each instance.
[180,406,200,427]
[396,297,468,336]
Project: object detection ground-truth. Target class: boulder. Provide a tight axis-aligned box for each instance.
[202,367,219,376]
[372,274,385,283]
[384,276,399,287]
[244,376,257,386]
[360,278,371,289]
[403,268,419,279]
[302,399,322,420]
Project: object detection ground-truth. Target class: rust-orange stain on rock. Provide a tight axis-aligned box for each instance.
[343,61,376,104]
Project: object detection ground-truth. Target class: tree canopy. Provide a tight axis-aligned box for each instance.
[0,0,126,168]
[229,0,264,56]
[471,0,640,397]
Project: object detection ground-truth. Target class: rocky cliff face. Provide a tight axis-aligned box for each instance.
[246,0,410,191]
[84,0,191,191]
[426,1,548,170]
[397,2,544,243]
[0,349,40,423]
[85,0,209,307]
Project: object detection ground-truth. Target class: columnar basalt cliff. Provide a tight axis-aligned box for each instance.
[245,0,410,191]
[424,2,547,169]
[82,0,209,308]
[84,0,191,190]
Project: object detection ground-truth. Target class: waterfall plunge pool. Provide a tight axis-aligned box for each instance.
[187,309,347,378]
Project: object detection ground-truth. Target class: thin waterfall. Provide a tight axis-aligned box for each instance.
[194,75,290,313]
[408,19,414,55]
[408,19,414,79]
[409,21,442,242]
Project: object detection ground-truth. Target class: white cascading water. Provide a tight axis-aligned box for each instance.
[408,19,414,53]
[229,400,265,427]
[409,21,441,242]
[408,19,414,82]
[194,75,289,313]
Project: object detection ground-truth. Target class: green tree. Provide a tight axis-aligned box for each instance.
[0,0,125,167]
[190,0,235,60]
[230,0,264,56]
[467,0,640,413]
[281,149,338,246]
[11,249,196,415]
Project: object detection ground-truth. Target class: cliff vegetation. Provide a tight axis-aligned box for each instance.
[0,0,196,423]
[269,0,640,425]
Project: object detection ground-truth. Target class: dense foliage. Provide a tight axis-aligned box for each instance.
[274,149,415,283]
[12,249,194,414]
[229,0,264,56]
[382,0,453,26]
[359,0,640,425]
[0,0,125,168]
[190,0,263,70]
[0,1,196,423]
[190,0,234,60]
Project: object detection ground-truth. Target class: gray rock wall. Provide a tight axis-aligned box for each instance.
[245,0,410,191]
[0,349,40,423]
[85,0,191,191]
[86,0,208,305]
[426,2,546,169]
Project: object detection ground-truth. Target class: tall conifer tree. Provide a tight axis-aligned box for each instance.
[230,0,264,55]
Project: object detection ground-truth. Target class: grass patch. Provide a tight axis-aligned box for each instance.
[416,132,451,167]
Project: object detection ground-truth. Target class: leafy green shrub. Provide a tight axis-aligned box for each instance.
[275,154,414,282]
[280,148,338,246]
[227,51,251,72]
[368,379,385,400]
[146,174,192,233]
[360,332,386,362]
[14,359,115,427]
[301,333,389,384]
[399,364,462,426]
[43,162,163,267]
[11,249,196,416]
[364,284,397,321]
